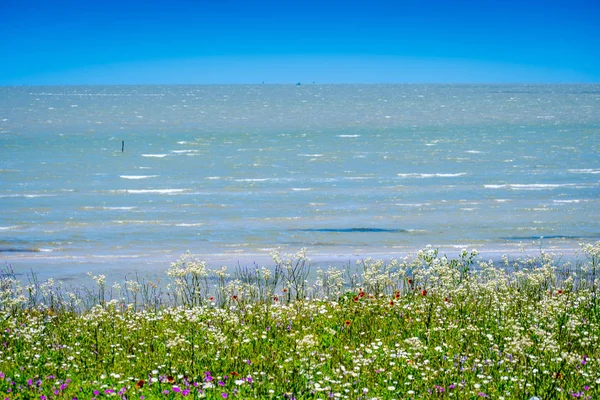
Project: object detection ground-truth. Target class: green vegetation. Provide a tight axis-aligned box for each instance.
[1,244,599,399]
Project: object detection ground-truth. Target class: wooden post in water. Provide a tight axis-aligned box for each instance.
[122,140,124,152]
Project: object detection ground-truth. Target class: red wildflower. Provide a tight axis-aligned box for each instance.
[420,289,427,297]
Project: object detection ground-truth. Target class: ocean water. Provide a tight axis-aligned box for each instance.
[1,84,599,281]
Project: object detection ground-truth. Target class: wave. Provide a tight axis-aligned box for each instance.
[553,199,588,204]
[120,175,159,180]
[114,189,189,194]
[337,135,361,138]
[235,178,271,182]
[0,226,20,230]
[296,228,407,233]
[82,206,137,211]
[0,194,57,198]
[170,150,198,154]
[503,234,599,240]
[0,247,41,253]
[568,169,600,174]
[484,183,580,190]
[141,154,168,158]
[174,223,205,227]
[397,173,467,178]
[298,154,324,157]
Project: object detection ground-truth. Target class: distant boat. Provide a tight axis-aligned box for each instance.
[296,82,301,86]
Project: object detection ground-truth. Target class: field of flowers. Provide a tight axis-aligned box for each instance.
[1,244,599,399]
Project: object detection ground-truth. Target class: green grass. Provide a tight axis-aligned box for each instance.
[1,244,599,399]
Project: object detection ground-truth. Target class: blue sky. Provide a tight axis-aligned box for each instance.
[1,0,599,84]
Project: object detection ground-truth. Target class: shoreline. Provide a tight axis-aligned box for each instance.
[3,241,592,286]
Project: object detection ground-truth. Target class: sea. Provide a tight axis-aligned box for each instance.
[1,84,599,283]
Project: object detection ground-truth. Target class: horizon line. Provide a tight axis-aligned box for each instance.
[2,81,599,87]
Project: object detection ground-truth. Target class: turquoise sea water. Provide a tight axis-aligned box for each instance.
[1,85,599,281]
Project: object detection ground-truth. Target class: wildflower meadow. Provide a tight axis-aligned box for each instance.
[1,243,599,399]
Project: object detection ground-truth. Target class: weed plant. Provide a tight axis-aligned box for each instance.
[0,244,599,399]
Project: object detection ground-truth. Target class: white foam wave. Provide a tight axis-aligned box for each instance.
[175,223,205,227]
[118,189,188,194]
[0,226,20,230]
[105,206,138,210]
[25,194,57,198]
[484,183,579,190]
[38,248,54,252]
[0,193,58,198]
[291,188,311,191]
[171,150,198,154]
[141,154,168,158]
[298,154,324,157]
[205,176,221,180]
[568,169,600,174]
[465,150,483,154]
[337,135,361,138]
[235,178,270,182]
[553,199,586,204]
[397,173,467,178]
[120,175,159,180]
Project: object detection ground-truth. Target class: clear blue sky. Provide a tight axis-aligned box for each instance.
[1,0,598,84]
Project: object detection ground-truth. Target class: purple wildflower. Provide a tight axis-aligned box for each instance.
[222,393,228,399]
